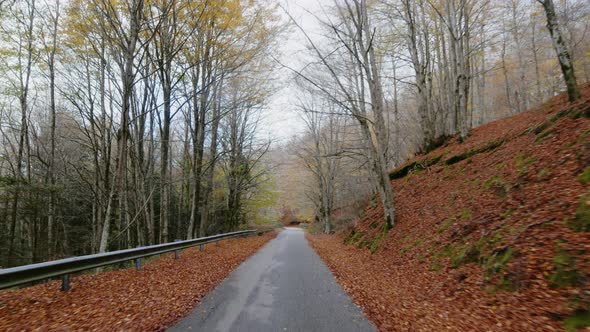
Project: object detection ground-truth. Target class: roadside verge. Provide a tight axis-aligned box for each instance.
[0,231,276,331]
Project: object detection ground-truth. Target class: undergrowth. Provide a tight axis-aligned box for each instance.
[549,244,585,288]
[567,194,590,232]
[564,310,590,332]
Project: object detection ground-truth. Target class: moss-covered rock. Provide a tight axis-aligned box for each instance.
[444,139,505,165]
[389,155,442,180]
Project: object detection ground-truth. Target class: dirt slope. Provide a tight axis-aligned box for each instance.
[308,85,590,331]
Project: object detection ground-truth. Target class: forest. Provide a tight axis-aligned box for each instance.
[0,0,283,267]
[276,0,589,234]
[0,0,588,269]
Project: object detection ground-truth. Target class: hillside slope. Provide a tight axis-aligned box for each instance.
[308,85,590,331]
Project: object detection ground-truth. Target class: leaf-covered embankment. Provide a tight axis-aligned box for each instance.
[0,231,276,331]
[308,84,590,331]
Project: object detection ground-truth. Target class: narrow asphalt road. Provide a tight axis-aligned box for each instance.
[168,228,375,332]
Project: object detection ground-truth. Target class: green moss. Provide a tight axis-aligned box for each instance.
[531,120,552,135]
[357,239,369,249]
[415,253,425,262]
[442,167,461,181]
[437,218,455,234]
[537,168,551,180]
[525,109,575,138]
[430,260,444,272]
[440,244,455,257]
[568,106,590,119]
[482,176,497,189]
[535,126,555,143]
[549,246,583,288]
[369,231,387,254]
[369,240,379,253]
[431,231,524,291]
[345,231,365,245]
[567,194,590,232]
[443,233,510,271]
[423,135,453,154]
[433,243,476,268]
[430,244,469,269]
[515,154,537,176]
[578,167,590,185]
[480,241,521,291]
[401,239,424,254]
[482,175,509,198]
[482,248,513,276]
[451,244,481,268]
[436,209,472,234]
[444,139,505,165]
[501,208,515,219]
[459,208,472,220]
[564,310,590,332]
[389,155,442,180]
[550,109,571,122]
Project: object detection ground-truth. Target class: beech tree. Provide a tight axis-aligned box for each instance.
[296,95,344,234]
[537,0,580,102]
[286,0,397,229]
[0,0,37,266]
[0,0,282,266]
[280,0,588,235]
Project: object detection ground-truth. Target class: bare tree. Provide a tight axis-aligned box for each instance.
[93,0,148,253]
[296,95,344,234]
[284,0,396,229]
[38,0,61,258]
[537,0,580,102]
[2,0,37,265]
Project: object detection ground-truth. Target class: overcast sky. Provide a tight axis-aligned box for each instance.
[259,0,324,145]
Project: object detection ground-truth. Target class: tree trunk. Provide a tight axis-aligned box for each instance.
[199,75,223,237]
[99,0,144,253]
[538,0,580,102]
[159,82,171,244]
[47,0,60,258]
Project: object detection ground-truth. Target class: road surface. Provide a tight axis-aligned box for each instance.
[168,228,375,332]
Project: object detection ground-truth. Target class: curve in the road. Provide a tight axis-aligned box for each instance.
[168,227,375,332]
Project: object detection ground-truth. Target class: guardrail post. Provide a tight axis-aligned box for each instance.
[135,258,142,271]
[200,244,204,252]
[61,274,70,291]
[216,240,219,246]
[174,239,180,260]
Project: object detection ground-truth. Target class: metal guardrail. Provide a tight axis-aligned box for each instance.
[0,230,256,291]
